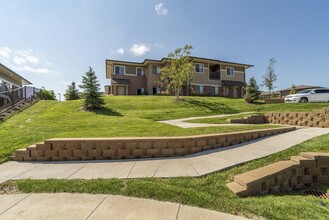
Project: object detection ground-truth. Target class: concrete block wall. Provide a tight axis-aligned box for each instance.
[227,152,329,197]
[229,115,266,124]
[11,127,295,162]
[265,108,329,128]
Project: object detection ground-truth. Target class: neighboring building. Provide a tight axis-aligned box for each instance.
[105,57,253,98]
[0,63,32,108]
[260,91,280,99]
[278,85,322,98]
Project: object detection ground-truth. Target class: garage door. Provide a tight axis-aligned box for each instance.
[117,86,126,95]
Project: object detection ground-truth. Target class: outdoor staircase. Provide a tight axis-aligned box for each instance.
[227,152,329,197]
[0,99,37,121]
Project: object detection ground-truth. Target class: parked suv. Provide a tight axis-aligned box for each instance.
[284,88,329,103]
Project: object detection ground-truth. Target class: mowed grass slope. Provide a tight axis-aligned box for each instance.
[0,96,328,163]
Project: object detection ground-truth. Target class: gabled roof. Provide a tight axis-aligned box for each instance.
[106,56,254,69]
[278,85,322,92]
[0,63,32,85]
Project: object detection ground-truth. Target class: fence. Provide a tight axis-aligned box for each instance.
[0,84,40,110]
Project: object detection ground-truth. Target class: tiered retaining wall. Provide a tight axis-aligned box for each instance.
[264,108,329,128]
[229,115,266,124]
[11,127,295,161]
[227,152,329,197]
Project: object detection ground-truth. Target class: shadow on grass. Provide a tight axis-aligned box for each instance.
[184,99,239,114]
[89,107,123,117]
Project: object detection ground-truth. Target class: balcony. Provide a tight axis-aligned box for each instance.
[209,71,221,81]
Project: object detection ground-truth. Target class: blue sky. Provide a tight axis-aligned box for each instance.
[1,0,329,98]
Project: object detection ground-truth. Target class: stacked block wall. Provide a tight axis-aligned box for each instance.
[265,108,329,128]
[227,152,329,197]
[12,127,294,162]
[229,115,266,124]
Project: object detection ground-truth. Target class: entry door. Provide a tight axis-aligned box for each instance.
[117,86,126,95]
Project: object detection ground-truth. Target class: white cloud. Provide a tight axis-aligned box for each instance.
[0,47,11,58]
[0,46,56,75]
[155,3,168,16]
[154,43,164,48]
[13,65,52,74]
[14,56,26,65]
[116,48,124,55]
[17,50,39,64]
[130,43,150,56]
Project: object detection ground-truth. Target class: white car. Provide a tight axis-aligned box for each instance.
[284,88,329,103]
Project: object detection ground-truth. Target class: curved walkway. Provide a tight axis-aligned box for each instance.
[158,112,256,128]
[0,127,328,182]
[0,193,246,220]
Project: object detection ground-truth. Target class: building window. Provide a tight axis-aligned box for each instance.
[114,65,125,75]
[153,86,161,95]
[152,66,161,74]
[196,85,204,95]
[213,86,219,95]
[136,67,145,76]
[226,67,234,76]
[195,63,204,73]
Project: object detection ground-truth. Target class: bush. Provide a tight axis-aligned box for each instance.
[244,77,261,103]
[36,87,56,100]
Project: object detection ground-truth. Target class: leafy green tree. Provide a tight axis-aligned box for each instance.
[262,58,277,95]
[244,77,261,103]
[79,67,105,109]
[36,87,56,100]
[290,84,296,94]
[65,81,80,100]
[159,45,195,100]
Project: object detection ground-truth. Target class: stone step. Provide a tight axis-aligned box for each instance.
[290,156,316,167]
[234,160,298,188]
[226,182,250,197]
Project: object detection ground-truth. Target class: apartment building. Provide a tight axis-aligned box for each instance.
[105,56,253,98]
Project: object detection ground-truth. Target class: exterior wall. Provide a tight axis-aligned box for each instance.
[265,108,329,128]
[146,64,163,94]
[227,152,329,197]
[12,127,295,161]
[106,59,249,97]
[111,75,147,95]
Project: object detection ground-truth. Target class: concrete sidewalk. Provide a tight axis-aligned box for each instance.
[158,112,256,128]
[0,193,246,220]
[0,127,328,182]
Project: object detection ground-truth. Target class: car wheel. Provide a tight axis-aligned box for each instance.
[299,97,308,103]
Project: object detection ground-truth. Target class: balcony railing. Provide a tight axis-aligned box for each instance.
[209,71,221,80]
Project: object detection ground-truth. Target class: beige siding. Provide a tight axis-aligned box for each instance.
[146,64,163,94]
[0,72,21,86]
[220,71,245,82]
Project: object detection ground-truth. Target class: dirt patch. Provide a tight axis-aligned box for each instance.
[0,181,19,194]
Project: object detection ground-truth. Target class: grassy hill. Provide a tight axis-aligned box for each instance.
[0,96,328,163]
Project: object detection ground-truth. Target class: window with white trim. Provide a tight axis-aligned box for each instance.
[196,85,204,94]
[152,66,161,74]
[114,65,125,75]
[195,63,204,73]
[226,67,234,76]
[136,67,145,76]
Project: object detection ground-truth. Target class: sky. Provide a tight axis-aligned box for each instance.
[1,0,329,99]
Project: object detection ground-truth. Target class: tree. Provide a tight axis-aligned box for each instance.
[65,81,80,100]
[36,87,56,100]
[244,77,261,103]
[290,84,296,94]
[262,58,277,95]
[79,67,105,109]
[159,45,195,100]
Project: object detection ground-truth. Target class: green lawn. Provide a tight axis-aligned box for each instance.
[14,133,329,220]
[0,96,328,164]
